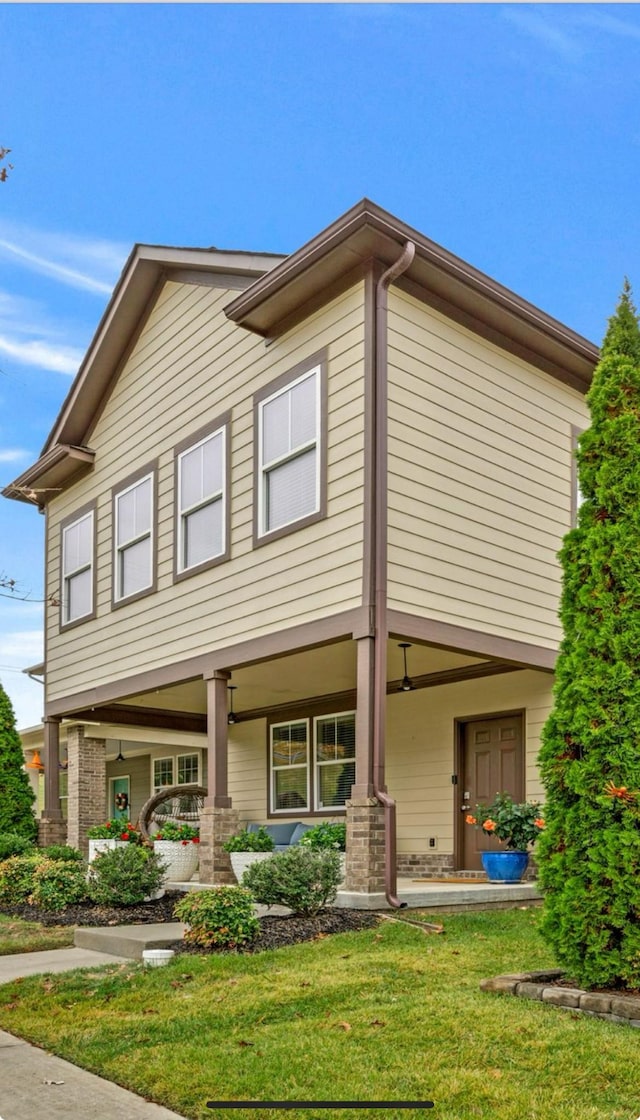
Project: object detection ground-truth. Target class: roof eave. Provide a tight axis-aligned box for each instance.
[2,445,95,507]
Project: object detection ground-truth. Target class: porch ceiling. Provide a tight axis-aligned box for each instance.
[119,641,487,720]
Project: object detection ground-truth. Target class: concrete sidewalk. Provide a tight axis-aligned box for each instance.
[0,949,188,1119]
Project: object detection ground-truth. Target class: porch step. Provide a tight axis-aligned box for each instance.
[74,922,185,960]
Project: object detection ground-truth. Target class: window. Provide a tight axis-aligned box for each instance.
[153,753,199,793]
[176,421,227,576]
[113,467,155,603]
[61,507,94,625]
[256,355,326,541]
[153,757,174,792]
[177,753,199,785]
[314,713,356,810]
[271,720,310,812]
[269,711,355,814]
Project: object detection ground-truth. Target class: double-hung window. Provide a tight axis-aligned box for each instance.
[269,710,355,814]
[175,419,227,577]
[256,355,325,541]
[113,467,155,604]
[61,505,95,626]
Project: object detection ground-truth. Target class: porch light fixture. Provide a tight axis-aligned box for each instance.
[399,643,415,692]
[26,749,45,771]
[227,685,238,726]
[115,740,126,763]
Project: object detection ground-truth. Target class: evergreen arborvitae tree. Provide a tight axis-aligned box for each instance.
[0,680,37,840]
[537,281,640,989]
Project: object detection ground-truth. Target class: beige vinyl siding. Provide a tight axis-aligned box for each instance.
[46,281,366,701]
[387,288,589,649]
[387,669,551,857]
[228,720,268,822]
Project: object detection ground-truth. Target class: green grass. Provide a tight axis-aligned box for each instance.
[0,914,75,954]
[0,908,639,1120]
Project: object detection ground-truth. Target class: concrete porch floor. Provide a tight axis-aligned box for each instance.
[169,876,541,911]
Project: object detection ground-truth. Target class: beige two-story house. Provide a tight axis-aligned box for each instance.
[6,200,597,904]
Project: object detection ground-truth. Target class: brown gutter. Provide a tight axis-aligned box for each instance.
[373,241,415,909]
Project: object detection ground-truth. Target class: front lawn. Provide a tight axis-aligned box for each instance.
[0,908,638,1120]
[0,914,75,955]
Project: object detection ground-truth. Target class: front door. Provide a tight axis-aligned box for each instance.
[110,776,131,822]
[460,713,524,871]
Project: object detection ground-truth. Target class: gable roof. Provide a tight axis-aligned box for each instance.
[3,200,599,507]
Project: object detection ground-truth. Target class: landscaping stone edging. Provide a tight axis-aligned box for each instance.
[480,969,640,1027]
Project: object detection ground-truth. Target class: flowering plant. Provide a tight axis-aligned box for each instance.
[465,792,544,851]
[153,822,200,844]
[87,819,141,842]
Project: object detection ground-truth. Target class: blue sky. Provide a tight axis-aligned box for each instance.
[1,2,640,727]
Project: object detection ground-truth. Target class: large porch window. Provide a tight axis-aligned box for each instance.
[153,753,199,792]
[270,711,355,814]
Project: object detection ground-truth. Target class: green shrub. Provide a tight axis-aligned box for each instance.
[0,683,37,841]
[88,844,166,906]
[222,827,274,853]
[299,822,346,851]
[173,886,259,950]
[41,844,83,862]
[0,833,36,861]
[31,859,88,912]
[242,846,342,916]
[0,854,45,907]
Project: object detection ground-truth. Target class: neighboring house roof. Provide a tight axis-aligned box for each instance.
[3,200,599,508]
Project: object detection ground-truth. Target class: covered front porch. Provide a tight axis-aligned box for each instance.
[36,625,553,901]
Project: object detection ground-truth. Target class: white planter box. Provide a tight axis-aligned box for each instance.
[230,851,274,883]
[88,839,128,863]
[153,839,199,883]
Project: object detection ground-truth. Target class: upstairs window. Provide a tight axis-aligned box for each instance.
[113,467,155,604]
[175,420,227,577]
[61,506,94,626]
[256,355,326,542]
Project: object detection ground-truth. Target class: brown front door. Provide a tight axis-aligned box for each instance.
[459,713,524,871]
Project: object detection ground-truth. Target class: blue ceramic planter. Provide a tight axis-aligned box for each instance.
[481,850,529,883]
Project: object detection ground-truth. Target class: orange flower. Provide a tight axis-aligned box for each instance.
[482,819,496,832]
[465,814,477,825]
[534,818,545,829]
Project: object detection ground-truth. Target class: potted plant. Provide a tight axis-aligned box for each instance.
[152,821,200,883]
[87,819,141,863]
[465,792,545,882]
[222,826,275,882]
[299,822,346,882]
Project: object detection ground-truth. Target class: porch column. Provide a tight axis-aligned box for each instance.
[38,716,68,847]
[345,634,385,894]
[200,670,238,885]
[66,724,107,856]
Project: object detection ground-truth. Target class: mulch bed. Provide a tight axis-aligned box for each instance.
[0,895,380,952]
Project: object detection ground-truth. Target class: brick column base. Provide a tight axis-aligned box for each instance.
[38,818,68,847]
[66,725,107,857]
[345,797,386,893]
[199,806,240,885]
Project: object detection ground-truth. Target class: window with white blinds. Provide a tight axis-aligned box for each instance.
[269,710,355,814]
[258,365,321,536]
[61,509,94,624]
[114,471,154,602]
[177,426,225,573]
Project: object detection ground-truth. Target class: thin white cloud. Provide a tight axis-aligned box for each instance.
[0,628,43,661]
[0,334,82,376]
[0,288,85,377]
[581,11,640,43]
[502,8,585,62]
[0,221,128,297]
[0,448,30,463]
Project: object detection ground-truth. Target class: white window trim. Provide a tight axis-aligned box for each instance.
[257,365,321,538]
[152,756,174,793]
[61,509,94,625]
[270,718,311,815]
[114,471,154,603]
[313,711,356,811]
[176,427,226,574]
[176,752,200,786]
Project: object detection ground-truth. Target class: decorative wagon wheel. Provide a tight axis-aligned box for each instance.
[138,784,208,843]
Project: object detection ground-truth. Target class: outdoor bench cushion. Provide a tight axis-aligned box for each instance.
[246,821,312,850]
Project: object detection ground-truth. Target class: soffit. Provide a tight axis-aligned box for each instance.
[224,199,598,391]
